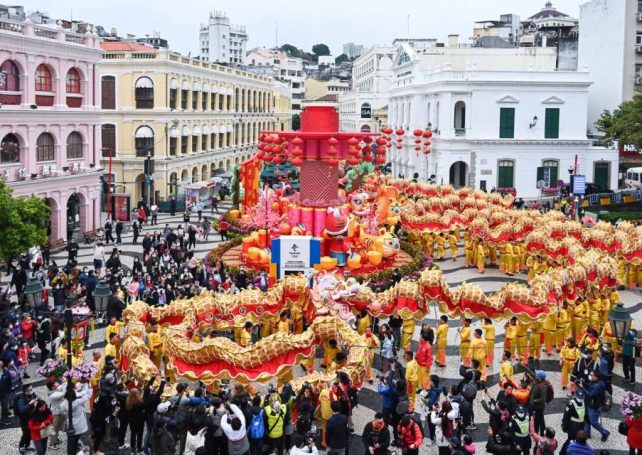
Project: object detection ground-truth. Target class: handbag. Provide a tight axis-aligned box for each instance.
[618,420,629,436]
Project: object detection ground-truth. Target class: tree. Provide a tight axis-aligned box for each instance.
[279,44,299,57]
[335,53,349,65]
[312,43,331,58]
[595,91,642,148]
[0,180,50,261]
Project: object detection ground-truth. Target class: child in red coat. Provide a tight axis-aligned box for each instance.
[17,340,33,378]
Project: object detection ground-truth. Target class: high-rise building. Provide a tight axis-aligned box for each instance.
[199,11,248,66]
[0,15,103,242]
[579,0,641,136]
[342,42,364,59]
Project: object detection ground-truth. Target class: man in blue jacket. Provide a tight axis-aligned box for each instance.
[377,371,393,427]
[580,369,610,442]
[325,401,348,455]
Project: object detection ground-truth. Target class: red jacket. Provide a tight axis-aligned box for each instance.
[627,416,642,449]
[20,320,36,341]
[28,413,53,441]
[398,420,423,449]
[415,339,433,369]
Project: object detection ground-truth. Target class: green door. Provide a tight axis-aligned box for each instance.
[594,162,610,190]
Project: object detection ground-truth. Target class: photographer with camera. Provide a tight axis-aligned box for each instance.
[362,412,391,455]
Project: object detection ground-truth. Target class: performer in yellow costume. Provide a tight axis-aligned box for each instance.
[499,351,514,387]
[277,312,293,387]
[504,317,517,357]
[401,318,415,351]
[468,328,488,382]
[105,317,124,344]
[504,242,515,275]
[436,315,448,367]
[464,237,474,268]
[459,318,472,367]
[556,303,571,351]
[448,230,459,261]
[498,242,507,273]
[147,321,163,369]
[364,328,380,383]
[529,321,544,362]
[560,338,580,390]
[542,310,558,356]
[476,241,486,273]
[404,351,419,412]
[357,310,372,336]
[481,318,496,365]
[571,299,588,341]
[424,232,435,258]
[515,320,529,363]
[435,233,446,261]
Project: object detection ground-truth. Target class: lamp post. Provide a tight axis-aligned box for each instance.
[23,278,44,313]
[64,298,76,455]
[143,150,154,209]
[92,280,111,325]
[608,302,632,342]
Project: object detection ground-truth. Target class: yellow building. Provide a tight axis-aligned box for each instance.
[99,42,292,205]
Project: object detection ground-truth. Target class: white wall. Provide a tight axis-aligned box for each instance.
[578,0,631,134]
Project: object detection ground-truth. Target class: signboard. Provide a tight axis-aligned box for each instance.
[360,106,372,119]
[271,236,321,279]
[582,210,599,226]
[111,194,131,221]
[572,174,586,195]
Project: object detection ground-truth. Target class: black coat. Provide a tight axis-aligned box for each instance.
[326,413,349,450]
[106,296,125,321]
[362,420,391,455]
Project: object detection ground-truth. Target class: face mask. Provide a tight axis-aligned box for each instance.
[517,412,525,418]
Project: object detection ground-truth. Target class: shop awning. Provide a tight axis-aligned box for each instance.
[185,181,215,190]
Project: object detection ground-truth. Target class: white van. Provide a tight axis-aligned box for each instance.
[625,167,642,189]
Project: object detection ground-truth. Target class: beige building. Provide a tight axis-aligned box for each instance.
[304,78,350,101]
[99,42,291,205]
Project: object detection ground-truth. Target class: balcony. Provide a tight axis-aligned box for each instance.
[637,44,642,53]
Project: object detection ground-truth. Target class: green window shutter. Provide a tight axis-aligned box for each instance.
[549,166,558,186]
[536,166,544,183]
[498,162,514,188]
[545,108,560,139]
[499,108,515,138]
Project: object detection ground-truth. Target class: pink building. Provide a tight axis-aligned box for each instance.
[0,17,103,242]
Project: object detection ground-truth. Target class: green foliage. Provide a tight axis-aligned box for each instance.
[0,180,49,261]
[595,91,642,148]
[335,53,349,65]
[279,44,299,56]
[231,165,240,209]
[599,211,642,223]
[344,162,375,192]
[312,43,331,58]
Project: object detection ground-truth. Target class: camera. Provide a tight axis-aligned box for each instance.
[267,384,278,394]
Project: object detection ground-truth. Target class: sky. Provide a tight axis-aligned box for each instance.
[21,0,585,56]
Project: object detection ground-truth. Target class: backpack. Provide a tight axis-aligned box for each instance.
[462,382,477,402]
[395,394,409,416]
[543,380,554,403]
[411,416,425,438]
[248,409,265,440]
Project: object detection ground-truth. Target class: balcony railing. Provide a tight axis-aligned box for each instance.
[636,44,642,53]
[455,128,466,137]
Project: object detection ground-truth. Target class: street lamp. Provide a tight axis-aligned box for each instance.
[608,302,632,341]
[64,298,76,455]
[23,278,44,311]
[93,280,111,324]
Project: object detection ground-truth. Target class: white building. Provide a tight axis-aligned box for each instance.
[246,48,305,114]
[338,46,395,132]
[388,44,617,197]
[579,0,640,135]
[199,11,248,65]
[343,42,364,59]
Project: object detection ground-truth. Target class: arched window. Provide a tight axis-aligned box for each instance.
[66,68,81,93]
[135,77,154,109]
[35,64,53,92]
[66,132,83,159]
[134,126,154,157]
[0,60,20,91]
[101,124,116,158]
[0,133,20,163]
[36,133,55,162]
[360,102,372,119]
[454,101,466,134]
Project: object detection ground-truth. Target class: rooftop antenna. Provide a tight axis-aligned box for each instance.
[275,20,278,49]
[407,14,410,40]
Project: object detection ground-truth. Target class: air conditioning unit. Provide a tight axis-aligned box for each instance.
[636,76,642,85]
[637,12,642,21]
[636,44,642,53]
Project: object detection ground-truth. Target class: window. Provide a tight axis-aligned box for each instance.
[0,60,20,91]
[192,91,198,110]
[101,76,115,109]
[499,107,515,139]
[454,101,466,132]
[101,124,116,158]
[134,126,154,157]
[181,134,188,154]
[35,65,53,92]
[0,133,20,163]
[135,77,154,109]
[202,134,208,150]
[497,160,515,188]
[544,108,560,139]
[637,32,642,46]
[181,90,188,109]
[66,132,83,159]
[360,103,372,119]
[36,133,55,162]
[66,68,81,93]
[202,92,207,110]
[169,89,177,109]
[537,160,559,187]
[192,135,198,152]
[169,137,177,156]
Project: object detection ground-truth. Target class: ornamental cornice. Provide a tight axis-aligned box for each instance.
[466,139,592,146]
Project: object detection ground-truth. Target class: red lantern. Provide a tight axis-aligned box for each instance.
[272,145,283,154]
[328,137,339,146]
[422,130,433,139]
[396,145,402,150]
[263,144,273,153]
[348,137,359,146]
[383,127,393,135]
[424,141,431,147]
[327,145,338,156]
[347,157,359,166]
[413,129,423,137]
[395,128,405,136]
[414,146,421,151]
[291,146,303,157]
[375,137,387,146]
[263,135,274,144]
[258,133,266,142]
[263,154,273,162]
[326,158,338,166]
[396,137,403,143]
[363,145,372,153]
[273,156,284,165]
[363,154,374,162]
[291,157,303,167]
[414,138,421,145]
[256,152,264,160]
[375,147,386,155]
[363,136,373,144]
[375,156,386,165]
[291,137,304,147]
[424,149,431,155]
